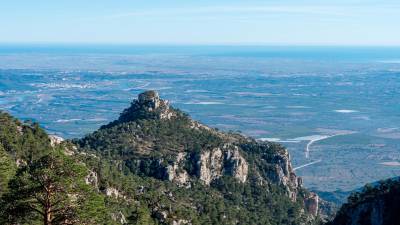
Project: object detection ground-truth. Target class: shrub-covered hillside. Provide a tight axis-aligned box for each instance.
[1,90,322,224]
[75,90,321,224]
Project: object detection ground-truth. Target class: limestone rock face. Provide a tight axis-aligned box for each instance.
[162,144,250,186]
[196,144,249,185]
[225,146,248,183]
[49,135,64,147]
[135,90,173,120]
[105,187,125,199]
[138,90,161,111]
[197,148,224,185]
[85,170,99,189]
[304,192,319,217]
[265,150,301,201]
[329,179,400,225]
[113,90,175,124]
[167,152,190,186]
[111,211,127,224]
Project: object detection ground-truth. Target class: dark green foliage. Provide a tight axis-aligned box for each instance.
[0,145,16,195]
[0,111,110,224]
[328,178,400,225]
[77,140,311,224]
[73,99,314,225]
[210,176,305,225]
[0,150,109,225]
[79,112,223,158]
[76,110,224,181]
[0,111,52,162]
[0,111,52,196]
[127,205,155,225]
[0,93,318,225]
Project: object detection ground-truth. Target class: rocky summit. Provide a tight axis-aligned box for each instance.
[3,90,399,224]
[103,90,175,129]
[75,90,321,224]
[1,90,327,225]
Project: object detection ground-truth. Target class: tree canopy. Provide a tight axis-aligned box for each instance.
[0,150,109,225]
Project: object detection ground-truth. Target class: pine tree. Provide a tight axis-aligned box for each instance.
[127,205,155,225]
[0,144,16,195]
[0,150,109,225]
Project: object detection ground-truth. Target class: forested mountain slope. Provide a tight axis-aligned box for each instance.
[0,91,322,224]
[76,90,320,224]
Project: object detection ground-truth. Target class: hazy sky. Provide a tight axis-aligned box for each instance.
[1,0,400,45]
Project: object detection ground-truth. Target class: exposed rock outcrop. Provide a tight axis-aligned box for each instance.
[328,178,400,225]
[77,90,321,223]
[49,135,64,147]
[15,158,27,167]
[304,192,319,216]
[172,219,190,225]
[225,146,248,183]
[138,90,161,110]
[111,211,127,224]
[167,152,190,186]
[113,90,175,125]
[85,170,99,189]
[105,187,125,199]
[196,144,249,185]
[265,150,302,201]
[197,148,224,185]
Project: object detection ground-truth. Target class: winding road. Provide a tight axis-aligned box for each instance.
[293,159,322,171]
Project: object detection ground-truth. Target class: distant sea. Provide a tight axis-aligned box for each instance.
[1,44,400,192]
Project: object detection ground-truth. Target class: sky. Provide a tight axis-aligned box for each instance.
[1,0,400,45]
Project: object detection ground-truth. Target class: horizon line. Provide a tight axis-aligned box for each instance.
[1,42,400,48]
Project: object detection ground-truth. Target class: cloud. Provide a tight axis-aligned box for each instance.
[77,1,400,23]
[81,4,351,22]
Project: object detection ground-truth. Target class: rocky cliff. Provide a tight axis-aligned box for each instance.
[79,91,306,196]
[76,90,320,224]
[327,178,400,225]
[0,91,323,224]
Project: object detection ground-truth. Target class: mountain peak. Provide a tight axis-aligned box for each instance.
[138,90,161,110]
[102,90,175,128]
[73,90,323,224]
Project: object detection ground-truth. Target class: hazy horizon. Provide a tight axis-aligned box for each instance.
[2,42,400,47]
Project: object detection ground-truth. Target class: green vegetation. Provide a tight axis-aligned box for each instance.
[0,112,52,161]
[0,112,110,225]
[0,112,51,197]
[0,92,321,224]
[79,110,223,158]
[328,179,400,225]
[127,205,155,225]
[0,150,109,225]
[0,144,16,194]
[73,95,316,225]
